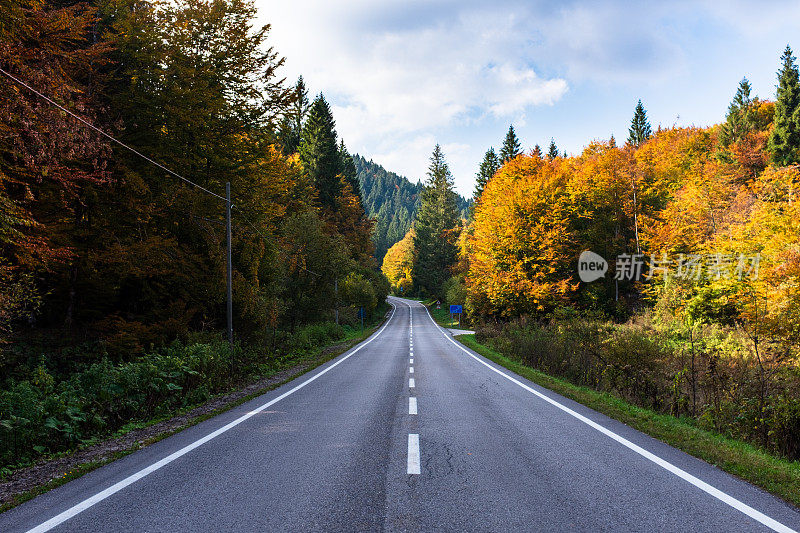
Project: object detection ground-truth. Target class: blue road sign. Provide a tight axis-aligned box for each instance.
[449,305,463,314]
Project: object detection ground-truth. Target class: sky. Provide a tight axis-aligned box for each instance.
[255,0,800,197]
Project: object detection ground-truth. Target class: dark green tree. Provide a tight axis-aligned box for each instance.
[499,124,521,163]
[281,211,351,328]
[473,147,500,204]
[627,99,652,147]
[300,94,341,209]
[277,76,309,155]
[720,78,756,148]
[338,140,360,201]
[769,46,800,165]
[547,138,559,160]
[412,145,460,297]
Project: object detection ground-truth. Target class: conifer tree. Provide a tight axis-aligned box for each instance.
[299,94,341,209]
[412,145,460,297]
[627,100,652,147]
[769,46,800,165]
[532,144,542,158]
[548,138,559,160]
[338,140,360,201]
[473,147,500,204]
[720,78,757,148]
[499,124,522,163]
[278,76,309,155]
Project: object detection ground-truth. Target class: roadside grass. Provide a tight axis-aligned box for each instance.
[426,304,462,328]
[456,333,800,509]
[0,309,392,513]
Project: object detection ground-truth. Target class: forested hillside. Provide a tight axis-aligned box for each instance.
[354,155,469,262]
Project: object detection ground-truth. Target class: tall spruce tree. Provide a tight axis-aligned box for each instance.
[547,138,559,160]
[277,76,309,155]
[299,94,341,208]
[338,140,360,201]
[499,124,522,163]
[769,46,800,165]
[627,99,652,147]
[720,78,756,148]
[412,144,460,297]
[473,147,500,204]
[532,144,542,158]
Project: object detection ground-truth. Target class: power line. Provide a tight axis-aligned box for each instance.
[0,67,227,202]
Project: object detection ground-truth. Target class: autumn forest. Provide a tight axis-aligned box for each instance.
[383,51,800,462]
[1,0,800,501]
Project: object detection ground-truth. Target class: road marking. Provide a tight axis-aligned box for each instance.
[24,305,400,533]
[408,434,421,474]
[409,377,415,388]
[409,397,417,415]
[410,358,413,364]
[421,305,796,533]
[410,367,414,373]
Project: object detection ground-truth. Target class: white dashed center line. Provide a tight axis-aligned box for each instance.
[409,397,417,415]
[410,366,414,373]
[408,434,421,474]
[409,377,415,388]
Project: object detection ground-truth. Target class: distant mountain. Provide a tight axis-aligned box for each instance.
[354,155,470,264]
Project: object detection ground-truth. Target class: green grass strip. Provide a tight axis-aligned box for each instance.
[456,333,800,509]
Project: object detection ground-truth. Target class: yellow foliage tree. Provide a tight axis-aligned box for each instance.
[468,156,578,317]
[382,227,415,293]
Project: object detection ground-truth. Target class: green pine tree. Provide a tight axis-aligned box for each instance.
[627,99,652,147]
[338,140,360,201]
[769,46,800,165]
[720,78,756,148]
[412,144,460,297]
[473,147,500,204]
[499,124,521,163]
[299,94,341,208]
[547,138,558,160]
[278,76,309,155]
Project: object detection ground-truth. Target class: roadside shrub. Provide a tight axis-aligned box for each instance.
[477,315,800,460]
[0,323,349,470]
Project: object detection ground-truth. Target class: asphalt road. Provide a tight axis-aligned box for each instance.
[2,297,799,532]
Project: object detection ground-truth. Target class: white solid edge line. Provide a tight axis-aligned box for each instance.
[421,304,797,533]
[408,433,421,474]
[26,304,400,533]
[409,397,418,415]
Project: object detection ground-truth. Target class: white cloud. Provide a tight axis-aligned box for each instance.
[257,0,800,194]
[257,0,570,187]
